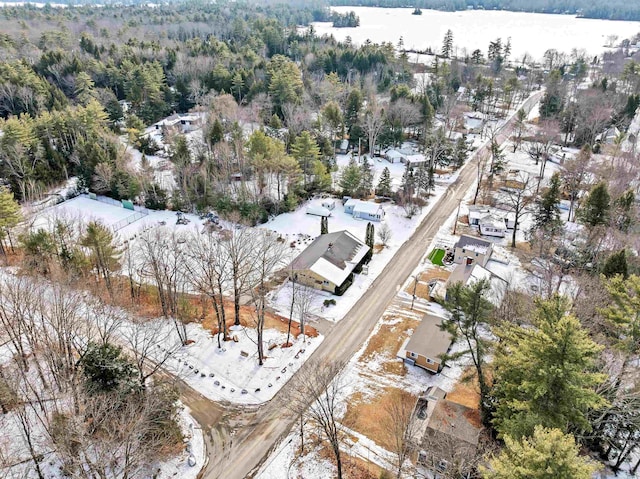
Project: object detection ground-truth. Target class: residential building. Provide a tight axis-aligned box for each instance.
[288,230,369,295]
[404,314,453,373]
[344,199,385,221]
[445,262,507,306]
[453,235,493,266]
[478,214,507,237]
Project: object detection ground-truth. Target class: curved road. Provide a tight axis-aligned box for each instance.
[188,92,542,479]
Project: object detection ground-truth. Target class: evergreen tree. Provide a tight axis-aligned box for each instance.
[613,189,635,232]
[489,138,506,176]
[579,182,610,228]
[533,172,562,232]
[481,426,596,479]
[81,221,120,298]
[376,166,392,197]
[320,216,328,235]
[80,342,138,394]
[442,280,494,424]
[493,296,606,439]
[453,136,468,169]
[400,162,415,196]
[339,157,361,197]
[357,157,374,198]
[600,274,640,356]
[291,131,321,189]
[0,186,21,255]
[601,249,628,279]
[441,29,454,58]
[540,69,564,118]
[365,221,374,261]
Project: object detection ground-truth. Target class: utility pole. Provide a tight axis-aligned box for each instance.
[411,275,419,310]
[452,198,462,235]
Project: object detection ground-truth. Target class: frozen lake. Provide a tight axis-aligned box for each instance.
[312,7,640,61]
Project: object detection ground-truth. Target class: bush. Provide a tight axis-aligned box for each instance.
[323,298,336,307]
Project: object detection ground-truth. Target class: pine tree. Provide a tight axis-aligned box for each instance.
[579,182,610,227]
[442,280,494,424]
[357,157,374,198]
[481,426,597,479]
[489,138,506,176]
[376,167,392,197]
[601,249,628,279]
[339,157,362,197]
[365,222,374,261]
[453,136,468,169]
[533,172,562,232]
[320,216,328,235]
[493,296,606,439]
[81,221,121,298]
[442,29,454,58]
[0,186,21,255]
[400,162,415,196]
[291,131,321,189]
[600,274,640,356]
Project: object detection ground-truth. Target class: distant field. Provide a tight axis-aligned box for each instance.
[428,248,445,266]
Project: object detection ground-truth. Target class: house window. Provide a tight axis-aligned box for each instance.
[323,280,330,285]
[462,248,466,253]
[409,352,417,358]
[426,358,434,364]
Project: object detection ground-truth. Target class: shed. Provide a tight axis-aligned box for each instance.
[468,206,491,226]
[337,139,349,154]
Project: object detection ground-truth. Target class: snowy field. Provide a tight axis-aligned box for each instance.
[157,321,323,405]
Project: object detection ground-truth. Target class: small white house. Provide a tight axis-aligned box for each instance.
[479,214,507,238]
[403,153,427,166]
[344,199,385,221]
[468,206,491,226]
[384,149,406,163]
[306,205,332,217]
[321,199,336,210]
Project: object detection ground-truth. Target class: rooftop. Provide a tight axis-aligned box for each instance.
[290,230,369,286]
[427,399,483,447]
[405,313,453,362]
[455,234,493,254]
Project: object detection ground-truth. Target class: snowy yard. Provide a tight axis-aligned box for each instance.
[157,321,323,405]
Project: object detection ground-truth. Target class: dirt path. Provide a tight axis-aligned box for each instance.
[191,92,543,479]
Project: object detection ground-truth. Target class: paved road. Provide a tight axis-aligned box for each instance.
[192,92,543,479]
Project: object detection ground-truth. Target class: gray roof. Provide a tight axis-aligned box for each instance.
[405,314,453,362]
[427,399,482,447]
[455,234,493,251]
[289,231,369,284]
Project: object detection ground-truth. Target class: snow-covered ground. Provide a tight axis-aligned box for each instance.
[157,321,323,405]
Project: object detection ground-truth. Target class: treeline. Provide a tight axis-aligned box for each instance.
[329,0,640,21]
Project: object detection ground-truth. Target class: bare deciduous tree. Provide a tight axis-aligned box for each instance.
[383,389,421,479]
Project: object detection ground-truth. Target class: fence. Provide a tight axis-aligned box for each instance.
[82,194,150,232]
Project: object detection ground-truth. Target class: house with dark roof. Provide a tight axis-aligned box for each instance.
[453,235,493,267]
[288,230,369,295]
[404,314,454,373]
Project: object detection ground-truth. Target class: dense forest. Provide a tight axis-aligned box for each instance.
[330,0,640,21]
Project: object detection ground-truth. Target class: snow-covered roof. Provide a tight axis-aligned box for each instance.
[306,205,331,217]
[447,263,507,306]
[344,198,358,208]
[353,201,384,215]
[468,206,490,220]
[405,153,427,164]
[455,234,493,254]
[480,214,506,230]
[290,230,369,286]
[385,149,405,159]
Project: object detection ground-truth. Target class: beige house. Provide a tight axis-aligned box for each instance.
[288,230,369,296]
[404,314,453,373]
[453,235,493,267]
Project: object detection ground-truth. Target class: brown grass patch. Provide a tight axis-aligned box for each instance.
[344,386,417,452]
[373,244,384,254]
[419,268,450,282]
[447,380,480,410]
[359,315,419,375]
[402,268,450,300]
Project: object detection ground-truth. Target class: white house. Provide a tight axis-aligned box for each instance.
[153,113,202,134]
[479,214,507,238]
[321,199,336,210]
[453,235,493,267]
[403,153,427,166]
[445,262,508,306]
[468,206,491,226]
[384,149,406,163]
[344,199,385,221]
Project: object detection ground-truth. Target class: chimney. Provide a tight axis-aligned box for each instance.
[327,242,333,251]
